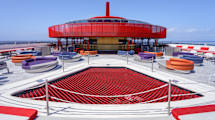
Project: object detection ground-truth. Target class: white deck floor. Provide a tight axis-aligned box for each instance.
[0,54,215,120]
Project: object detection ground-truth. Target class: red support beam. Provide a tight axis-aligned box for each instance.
[66,38,68,49]
[57,38,61,51]
[87,39,89,50]
[154,39,158,47]
[127,40,129,51]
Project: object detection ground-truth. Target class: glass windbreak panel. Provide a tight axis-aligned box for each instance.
[136,21,143,23]
[152,26,157,33]
[97,19,103,22]
[104,19,112,22]
[113,19,120,22]
[79,20,88,23]
[66,18,151,24]
[128,20,136,23]
[121,20,128,23]
[157,27,161,32]
[88,20,93,22]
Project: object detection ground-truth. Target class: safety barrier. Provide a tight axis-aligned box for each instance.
[49,84,168,98]
[49,23,166,38]
[23,79,207,116]
[17,53,214,117]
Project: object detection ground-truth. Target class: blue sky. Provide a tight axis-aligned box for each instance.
[0,0,215,41]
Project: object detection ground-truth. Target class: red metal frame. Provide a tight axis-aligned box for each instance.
[49,23,166,38]
[57,38,61,50]
[49,2,166,40]
[127,40,129,51]
[87,39,89,50]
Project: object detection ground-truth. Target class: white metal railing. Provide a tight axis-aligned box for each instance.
[20,53,215,117]
[49,84,168,98]
[23,78,215,116]
[29,95,46,100]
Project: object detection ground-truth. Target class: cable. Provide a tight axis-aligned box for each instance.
[49,84,168,98]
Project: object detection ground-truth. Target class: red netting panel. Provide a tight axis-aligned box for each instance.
[16,68,200,104]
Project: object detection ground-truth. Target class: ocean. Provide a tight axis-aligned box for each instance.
[0,40,52,45]
[160,40,215,46]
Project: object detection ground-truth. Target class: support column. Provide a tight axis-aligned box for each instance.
[131,38,133,50]
[66,38,68,51]
[87,39,89,51]
[147,38,150,46]
[147,38,151,51]
[154,39,158,47]
[84,37,89,51]
[131,38,133,45]
[127,37,132,51]
[57,38,61,51]
[154,39,158,52]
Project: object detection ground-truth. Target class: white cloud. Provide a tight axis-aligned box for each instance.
[167,27,176,32]
[185,28,198,33]
[167,27,210,33]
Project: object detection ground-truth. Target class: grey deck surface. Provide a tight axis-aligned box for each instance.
[1,55,215,87]
[36,116,169,120]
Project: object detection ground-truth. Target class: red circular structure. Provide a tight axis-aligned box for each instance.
[49,2,166,52]
[49,22,166,38]
[48,2,166,39]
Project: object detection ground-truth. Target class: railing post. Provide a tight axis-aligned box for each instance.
[168,79,172,116]
[6,67,9,74]
[162,45,164,53]
[62,56,64,72]
[213,57,215,64]
[209,73,215,85]
[45,79,49,116]
[88,52,89,65]
[127,51,129,64]
[151,57,154,72]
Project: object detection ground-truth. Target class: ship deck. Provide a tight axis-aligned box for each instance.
[0,54,215,120]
